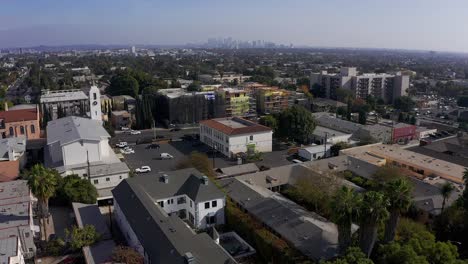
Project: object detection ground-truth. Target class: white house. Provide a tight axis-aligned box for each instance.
[298,144,331,161]
[311,126,352,145]
[200,117,272,158]
[45,116,129,200]
[112,168,234,264]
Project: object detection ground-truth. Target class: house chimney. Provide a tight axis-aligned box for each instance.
[161,174,169,184]
[184,252,195,264]
[4,102,8,111]
[201,175,209,185]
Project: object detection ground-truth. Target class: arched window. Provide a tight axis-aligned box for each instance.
[30,125,35,134]
[20,126,25,135]
[9,127,13,136]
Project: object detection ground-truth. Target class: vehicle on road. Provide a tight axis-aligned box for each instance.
[170,127,181,132]
[121,127,130,131]
[115,142,128,148]
[135,166,151,173]
[130,130,142,135]
[292,159,303,164]
[121,148,135,154]
[146,143,160,149]
[160,153,174,159]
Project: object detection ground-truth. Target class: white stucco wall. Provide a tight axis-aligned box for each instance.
[62,140,103,166]
[114,201,145,256]
[195,198,226,229]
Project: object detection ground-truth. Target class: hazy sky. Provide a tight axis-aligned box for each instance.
[1,0,468,52]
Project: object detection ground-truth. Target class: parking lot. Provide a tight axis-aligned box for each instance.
[115,129,294,173]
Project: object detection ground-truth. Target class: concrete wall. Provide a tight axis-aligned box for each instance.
[62,140,102,166]
[114,201,145,256]
[195,198,226,229]
[228,132,273,155]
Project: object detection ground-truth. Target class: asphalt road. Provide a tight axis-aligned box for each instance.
[111,127,199,145]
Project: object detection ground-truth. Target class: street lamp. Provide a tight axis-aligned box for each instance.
[212,144,217,168]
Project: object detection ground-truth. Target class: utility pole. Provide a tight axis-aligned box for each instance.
[212,144,217,168]
[86,150,91,183]
[323,132,329,159]
[152,119,156,140]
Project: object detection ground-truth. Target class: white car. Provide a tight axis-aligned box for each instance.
[130,130,141,135]
[135,166,151,173]
[160,153,174,159]
[115,142,128,148]
[120,148,135,154]
[121,127,130,131]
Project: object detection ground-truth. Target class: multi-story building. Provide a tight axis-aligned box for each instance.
[44,116,129,201]
[0,180,37,259]
[40,86,102,121]
[254,87,290,114]
[200,117,272,158]
[310,67,410,103]
[0,106,40,139]
[0,136,26,182]
[217,88,252,117]
[112,168,235,263]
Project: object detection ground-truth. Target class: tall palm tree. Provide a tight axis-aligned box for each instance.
[358,191,389,257]
[383,179,413,243]
[26,164,60,241]
[330,186,362,253]
[440,182,454,212]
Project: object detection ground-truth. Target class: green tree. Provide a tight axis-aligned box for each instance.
[112,246,144,264]
[187,81,201,92]
[66,225,101,251]
[440,182,454,212]
[358,191,389,257]
[330,142,351,157]
[276,105,316,143]
[394,96,415,112]
[26,164,60,241]
[259,115,278,135]
[330,187,362,253]
[377,242,428,264]
[107,74,139,97]
[321,247,373,264]
[57,175,98,204]
[383,179,413,243]
[358,110,367,125]
[336,106,348,119]
[175,151,215,179]
[457,96,468,107]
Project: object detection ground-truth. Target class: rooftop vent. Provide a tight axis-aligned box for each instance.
[184,252,195,264]
[161,174,169,184]
[201,175,209,185]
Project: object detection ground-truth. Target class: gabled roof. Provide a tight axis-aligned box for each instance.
[46,116,109,146]
[0,108,38,123]
[200,117,272,136]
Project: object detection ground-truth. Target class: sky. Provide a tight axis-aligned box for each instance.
[1,0,468,52]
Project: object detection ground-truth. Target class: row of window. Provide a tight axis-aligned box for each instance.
[92,175,123,184]
[204,200,217,209]
[7,124,36,136]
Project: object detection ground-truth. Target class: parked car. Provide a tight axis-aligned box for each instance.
[160,153,174,159]
[146,143,160,149]
[291,159,303,164]
[115,142,128,148]
[170,127,181,132]
[121,148,135,154]
[121,127,130,131]
[135,166,151,173]
[130,130,142,135]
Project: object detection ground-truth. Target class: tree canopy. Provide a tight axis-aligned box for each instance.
[394,96,416,112]
[276,105,316,143]
[66,225,101,251]
[57,175,98,204]
[107,74,139,97]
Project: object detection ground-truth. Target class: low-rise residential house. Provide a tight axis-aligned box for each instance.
[0,106,40,139]
[416,127,437,139]
[0,237,26,264]
[0,136,26,182]
[200,117,272,158]
[112,168,236,263]
[311,126,353,145]
[0,180,38,259]
[44,116,129,200]
[298,144,331,161]
[111,110,132,129]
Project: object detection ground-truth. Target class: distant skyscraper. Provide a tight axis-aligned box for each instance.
[130,46,136,55]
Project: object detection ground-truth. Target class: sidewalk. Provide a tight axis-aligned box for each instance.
[39,215,56,241]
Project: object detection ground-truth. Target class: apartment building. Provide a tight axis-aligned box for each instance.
[217,88,254,117]
[255,87,291,114]
[310,67,409,103]
[200,117,272,158]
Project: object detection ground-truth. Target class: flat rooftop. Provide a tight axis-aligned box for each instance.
[201,117,271,136]
[313,126,349,138]
[342,144,465,183]
[0,181,32,234]
[40,89,88,103]
[0,237,18,264]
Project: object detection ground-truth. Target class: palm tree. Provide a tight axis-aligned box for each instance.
[440,182,454,212]
[383,179,413,243]
[358,191,389,257]
[330,186,362,253]
[26,164,60,241]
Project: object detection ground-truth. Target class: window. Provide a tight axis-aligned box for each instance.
[20,126,24,135]
[190,200,193,207]
[168,199,174,205]
[93,93,97,100]
[212,200,217,208]
[204,202,210,209]
[249,135,253,140]
[177,197,186,204]
[29,248,33,252]
[30,125,35,134]
[206,215,216,225]
[9,127,13,136]
[93,179,99,184]
[158,201,164,208]
[119,176,122,179]
[25,232,30,238]
[106,178,110,182]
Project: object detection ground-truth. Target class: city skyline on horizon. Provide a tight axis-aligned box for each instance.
[2,0,468,53]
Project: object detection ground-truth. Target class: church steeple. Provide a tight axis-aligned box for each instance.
[89,85,102,121]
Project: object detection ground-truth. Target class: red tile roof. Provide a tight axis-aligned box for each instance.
[0,160,20,182]
[200,117,272,136]
[0,108,38,123]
